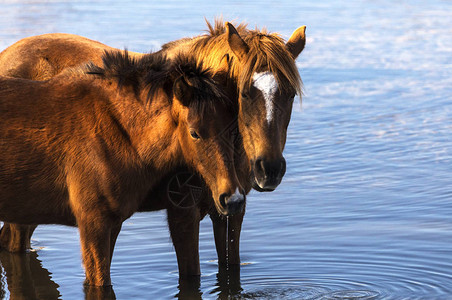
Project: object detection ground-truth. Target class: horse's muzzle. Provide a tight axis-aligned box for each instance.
[219,190,246,216]
[252,157,286,192]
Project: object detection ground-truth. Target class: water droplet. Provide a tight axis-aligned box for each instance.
[226,216,229,267]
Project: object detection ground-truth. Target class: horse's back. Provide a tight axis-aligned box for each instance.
[0,33,142,81]
[0,33,112,80]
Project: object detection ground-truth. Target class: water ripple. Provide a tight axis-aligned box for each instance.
[1,1,452,299]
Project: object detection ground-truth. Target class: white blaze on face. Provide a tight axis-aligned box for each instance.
[252,71,279,124]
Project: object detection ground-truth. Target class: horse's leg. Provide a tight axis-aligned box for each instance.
[0,223,36,252]
[167,205,201,276]
[68,176,120,286]
[109,223,122,267]
[210,208,245,265]
[78,218,116,286]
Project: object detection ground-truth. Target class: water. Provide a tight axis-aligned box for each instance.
[1,0,452,299]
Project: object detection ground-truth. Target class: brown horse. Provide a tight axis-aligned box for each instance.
[0,21,306,189]
[162,20,305,191]
[0,50,244,286]
[0,20,306,275]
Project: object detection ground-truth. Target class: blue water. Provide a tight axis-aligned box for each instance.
[1,1,452,299]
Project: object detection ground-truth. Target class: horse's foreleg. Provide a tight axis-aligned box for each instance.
[167,205,201,276]
[210,208,245,265]
[78,219,116,286]
[0,223,36,252]
[109,223,122,267]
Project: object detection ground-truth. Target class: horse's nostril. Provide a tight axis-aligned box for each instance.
[252,156,286,191]
[254,157,265,174]
[260,160,266,175]
[219,193,227,207]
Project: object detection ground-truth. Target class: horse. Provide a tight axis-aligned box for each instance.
[0,19,306,276]
[0,50,245,286]
[161,20,305,190]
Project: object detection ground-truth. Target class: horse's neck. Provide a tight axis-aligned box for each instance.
[162,36,203,59]
[107,87,182,173]
[137,103,182,173]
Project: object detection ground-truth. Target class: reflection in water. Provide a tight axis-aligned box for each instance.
[0,249,244,300]
[175,265,242,299]
[213,265,242,299]
[176,276,202,300]
[0,250,117,300]
[0,273,4,300]
[0,250,61,300]
[84,285,116,300]
[1,1,452,298]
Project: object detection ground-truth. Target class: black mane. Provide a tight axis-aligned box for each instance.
[86,50,231,113]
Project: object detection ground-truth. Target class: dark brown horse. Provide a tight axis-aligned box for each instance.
[0,20,306,276]
[0,51,244,286]
[162,20,305,191]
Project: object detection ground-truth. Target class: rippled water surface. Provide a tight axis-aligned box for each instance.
[1,1,452,299]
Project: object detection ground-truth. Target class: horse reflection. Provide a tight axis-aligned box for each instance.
[176,277,202,300]
[0,250,118,300]
[175,264,242,300]
[0,249,244,300]
[213,265,242,299]
[84,285,116,300]
[0,250,61,300]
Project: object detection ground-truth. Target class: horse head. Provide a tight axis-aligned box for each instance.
[225,23,306,191]
[169,59,245,215]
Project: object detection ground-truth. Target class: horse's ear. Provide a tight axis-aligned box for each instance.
[226,22,249,61]
[173,76,193,107]
[286,25,306,59]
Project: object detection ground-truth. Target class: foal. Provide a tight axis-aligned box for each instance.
[0,51,243,286]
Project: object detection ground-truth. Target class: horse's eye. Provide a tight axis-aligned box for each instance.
[241,92,249,99]
[190,129,201,140]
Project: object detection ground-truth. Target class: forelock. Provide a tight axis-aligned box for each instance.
[238,31,302,96]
